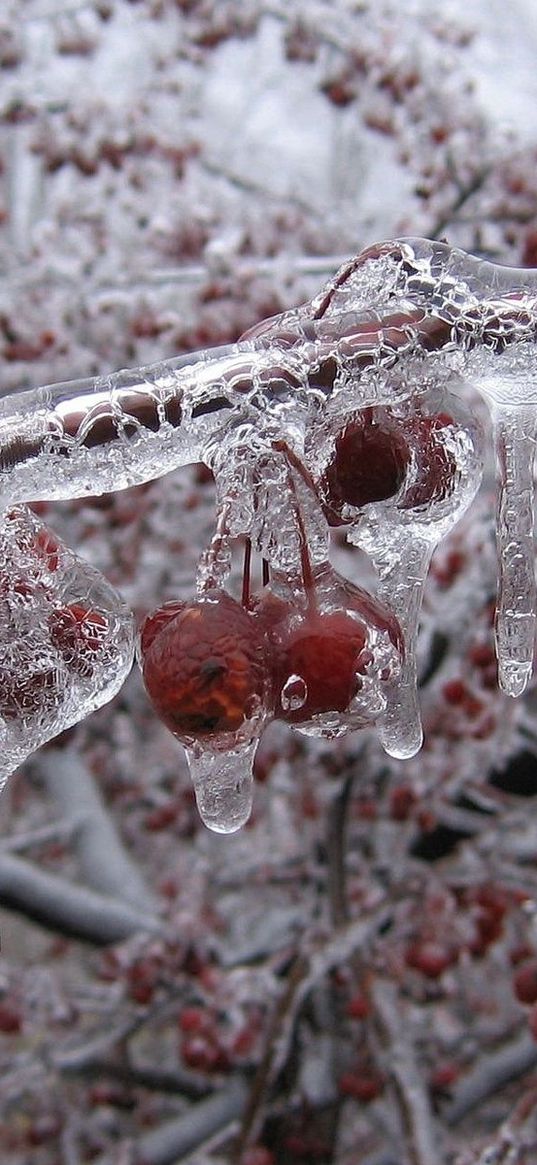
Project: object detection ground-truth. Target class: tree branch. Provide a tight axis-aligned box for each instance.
[38,748,156,912]
[372,977,445,1165]
[0,853,160,944]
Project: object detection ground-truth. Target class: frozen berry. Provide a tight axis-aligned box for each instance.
[271,609,369,723]
[140,591,269,744]
[405,940,456,979]
[318,408,410,523]
[49,604,109,676]
[139,599,187,656]
[513,959,537,1005]
[0,666,57,721]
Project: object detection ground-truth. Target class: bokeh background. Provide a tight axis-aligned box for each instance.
[2,3,537,1163]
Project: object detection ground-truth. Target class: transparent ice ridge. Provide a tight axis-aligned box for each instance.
[1,237,536,828]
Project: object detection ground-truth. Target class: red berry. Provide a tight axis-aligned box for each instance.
[339,1070,384,1102]
[127,957,160,1005]
[319,408,409,523]
[271,609,369,723]
[0,667,57,721]
[513,959,537,1005]
[346,991,370,1020]
[140,591,269,743]
[26,1115,63,1146]
[34,527,60,572]
[178,1006,208,1034]
[405,940,455,979]
[0,1001,23,1034]
[429,1063,459,1092]
[464,885,508,956]
[242,1149,275,1165]
[143,802,178,831]
[442,679,468,705]
[389,782,417,821]
[139,599,187,656]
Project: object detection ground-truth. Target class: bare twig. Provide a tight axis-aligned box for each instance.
[110,1076,249,1165]
[0,853,160,944]
[446,1029,537,1127]
[55,1048,211,1101]
[0,819,78,854]
[453,1087,537,1164]
[372,977,445,1165]
[428,166,493,241]
[235,902,393,1157]
[326,771,355,927]
[38,748,156,911]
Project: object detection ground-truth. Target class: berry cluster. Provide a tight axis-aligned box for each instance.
[139,565,402,752]
[138,402,471,826]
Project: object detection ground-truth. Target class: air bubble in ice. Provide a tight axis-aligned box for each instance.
[281,673,308,712]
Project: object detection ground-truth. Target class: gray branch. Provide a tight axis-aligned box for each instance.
[445,1030,537,1127]
[91,1076,248,1165]
[38,748,156,911]
[0,853,160,944]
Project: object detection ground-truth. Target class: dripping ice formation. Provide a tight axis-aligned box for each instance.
[1,237,537,827]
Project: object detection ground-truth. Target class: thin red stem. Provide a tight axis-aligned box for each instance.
[275,447,316,610]
[291,476,316,609]
[242,537,252,609]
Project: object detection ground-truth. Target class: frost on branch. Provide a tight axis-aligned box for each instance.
[0,237,536,828]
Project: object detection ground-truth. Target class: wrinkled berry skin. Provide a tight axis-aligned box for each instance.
[140,592,268,744]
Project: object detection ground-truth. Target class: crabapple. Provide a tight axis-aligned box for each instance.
[256,572,401,730]
[139,590,269,745]
[270,608,370,722]
[318,407,410,523]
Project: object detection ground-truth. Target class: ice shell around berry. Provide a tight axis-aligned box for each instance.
[258,564,404,739]
[0,507,135,786]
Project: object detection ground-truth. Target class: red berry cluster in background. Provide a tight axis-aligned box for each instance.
[5,2,537,1162]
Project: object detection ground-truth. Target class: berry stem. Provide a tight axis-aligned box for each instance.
[287,466,317,610]
[273,439,318,610]
[197,500,232,594]
[242,537,252,609]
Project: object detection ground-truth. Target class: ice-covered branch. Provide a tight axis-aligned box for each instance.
[372,977,445,1165]
[2,237,537,827]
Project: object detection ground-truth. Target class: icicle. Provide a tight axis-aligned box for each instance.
[368,535,432,759]
[491,404,537,697]
[185,740,256,834]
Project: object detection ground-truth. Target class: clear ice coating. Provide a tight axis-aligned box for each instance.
[1,237,537,825]
[186,741,257,835]
[0,507,135,787]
